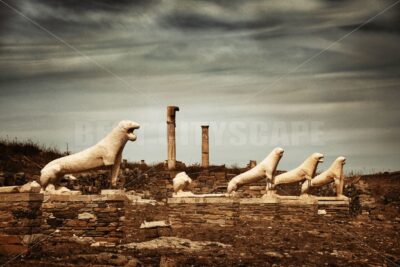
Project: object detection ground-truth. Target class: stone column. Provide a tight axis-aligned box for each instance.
[201,125,209,168]
[167,106,179,170]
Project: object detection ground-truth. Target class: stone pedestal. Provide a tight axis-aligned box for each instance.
[167,195,349,228]
[101,189,126,195]
[316,196,350,217]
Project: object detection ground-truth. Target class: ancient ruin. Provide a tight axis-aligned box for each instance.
[0,115,381,265]
[2,0,399,264]
[40,120,140,191]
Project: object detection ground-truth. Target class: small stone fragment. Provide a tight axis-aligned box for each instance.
[78,212,97,220]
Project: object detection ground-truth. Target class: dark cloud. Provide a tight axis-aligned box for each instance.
[36,0,158,13]
[0,1,19,36]
[349,4,400,34]
[0,0,160,40]
[161,12,280,31]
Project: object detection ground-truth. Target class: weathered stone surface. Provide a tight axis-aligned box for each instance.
[265,251,284,259]
[78,212,97,220]
[377,214,385,221]
[160,255,178,267]
[167,106,179,170]
[0,191,351,263]
[201,125,209,168]
[101,189,125,195]
[0,186,19,194]
[0,193,43,202]
[21,234,44,245]
[91,241,116,247]
[0,244,27,255]
[121,236,230,251]
[19,181,41,193]
[318,209,327,215]
[140,220,170,229]
[0,234,21,244]
[125,258,141,267]
[44,194,127,202]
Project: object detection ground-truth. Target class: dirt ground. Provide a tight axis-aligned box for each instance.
[0,211,396,267]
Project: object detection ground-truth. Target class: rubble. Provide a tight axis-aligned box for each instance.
[19,181,41,193]
[0,186,19,193]
[78,212,97,220]
[121,237,230,252]
[140,220,170,229]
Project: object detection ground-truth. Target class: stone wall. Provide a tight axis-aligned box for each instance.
[169,198,239,228]
[41,195,126,243]
[167,197,324,228]
[0,193,43,255]
[0,193,349,259]
[124,200,169,243]
[317,197,350,219]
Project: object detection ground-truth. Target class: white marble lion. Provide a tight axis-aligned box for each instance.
[227,147,284,194]
[301,156,346,197]
[172,172,194,197]
[273,152,324,186]
[40,120,140,190]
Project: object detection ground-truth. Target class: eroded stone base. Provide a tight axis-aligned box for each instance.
[167,196,349,227]
[0,193,350,258]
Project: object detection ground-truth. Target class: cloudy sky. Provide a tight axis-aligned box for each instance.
[0,0,399,172]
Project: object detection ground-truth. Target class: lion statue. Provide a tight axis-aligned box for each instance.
[273,152,324,187]
[301,156,346,197]
[227,147,284,194]
[172,172,194,197]
[40,120,140,191]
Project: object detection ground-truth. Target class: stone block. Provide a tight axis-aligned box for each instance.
[0,186,19,194]
[0,244,27,255]
[0,193,43,202]
[78,212,97,220]
[0,234,21,245]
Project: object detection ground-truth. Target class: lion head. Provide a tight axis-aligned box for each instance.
[336,156,346,165]
[274,147,284,157]
[118,120,140,141]
[312,152,324,163]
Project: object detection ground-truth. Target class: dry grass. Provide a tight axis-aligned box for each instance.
[0,137,65,174]
[0,137,64,157]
